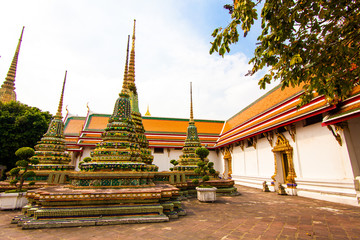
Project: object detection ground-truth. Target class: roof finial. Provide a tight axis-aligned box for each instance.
[0,26,25,103]
[121,35,131,94]
[145,105,151,116]
[190,82,194,123]
[127,19,136,89]
[55,70,67,119]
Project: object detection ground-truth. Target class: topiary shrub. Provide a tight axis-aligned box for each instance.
[193,147,215,187]
[8,147,37,192]
[169,159,178,171]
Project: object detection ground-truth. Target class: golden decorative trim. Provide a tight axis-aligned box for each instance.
[327,124,343,146]
[221,146,233,177]
[238,141,244,151]
[285,124,296,142]
[248,137,257,149]
[272,133,297,185]
[263,131,274,147]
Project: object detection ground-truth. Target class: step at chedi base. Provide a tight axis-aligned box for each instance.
[12,184,185,229]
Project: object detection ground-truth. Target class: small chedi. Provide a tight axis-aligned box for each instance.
[173,82,202,172]
[13,20,185,229]
[171,83,237,196]
[29,71,74,180]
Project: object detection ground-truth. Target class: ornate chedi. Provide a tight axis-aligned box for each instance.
[127,20,154,165]
[174,82,202,171]
[78,25,156,175]
[30,71,73,174]
[13,21,185,229]
[0,27,24,103]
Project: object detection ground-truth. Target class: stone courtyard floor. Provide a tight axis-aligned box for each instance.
[1,185,360,240]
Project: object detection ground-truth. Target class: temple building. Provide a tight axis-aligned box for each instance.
[0,27,24,103]
[2,24,360,207]
[63,83,360,206]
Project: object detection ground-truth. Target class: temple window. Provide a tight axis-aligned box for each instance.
[153,148,164,154]
[304,114,323,126]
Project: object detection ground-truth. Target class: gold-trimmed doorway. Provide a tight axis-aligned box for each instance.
[271,133,297,194]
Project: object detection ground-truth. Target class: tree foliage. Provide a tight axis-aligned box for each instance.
[210,0,360,106]
[0,101,52,173]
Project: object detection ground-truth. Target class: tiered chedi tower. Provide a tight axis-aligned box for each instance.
[13,21,185,229]
[127,20,154,165]
[0,27,24,103]
[30,71,73,171]
[174,82,202,171]
[80,22,156,173]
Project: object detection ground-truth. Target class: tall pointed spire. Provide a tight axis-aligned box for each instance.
[55,71,67,119]
[121,35,131,94]
[190,82,194,123]
[127,19,136,87]
[0,26,24,103]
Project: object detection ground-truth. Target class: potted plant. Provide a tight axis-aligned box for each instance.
[0,147,38,210]
[193,147,217,202]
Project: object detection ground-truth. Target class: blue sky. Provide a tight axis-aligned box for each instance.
[0,0,274,120]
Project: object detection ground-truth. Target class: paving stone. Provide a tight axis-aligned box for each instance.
[1,185,360,239]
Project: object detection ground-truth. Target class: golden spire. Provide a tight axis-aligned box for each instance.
[55,71,67,119]
[0,26,24,103]
[127,19,136,88]
[145,105,151,116]
[121,35,131,94]
[190,82,194,123]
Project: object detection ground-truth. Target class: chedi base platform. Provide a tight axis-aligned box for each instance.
[12,184,185,229]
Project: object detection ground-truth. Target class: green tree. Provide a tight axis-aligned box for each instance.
[9,147,38,191]
[0,101,52,176]
[210,0,360,106]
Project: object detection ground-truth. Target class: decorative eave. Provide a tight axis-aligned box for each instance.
[216,94,334,147]
[322,86,360,126]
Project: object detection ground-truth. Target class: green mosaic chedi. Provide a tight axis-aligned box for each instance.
[127,20,154,165]
[174,82,201,171]
[80,21,155,172]
[30,71,73,171]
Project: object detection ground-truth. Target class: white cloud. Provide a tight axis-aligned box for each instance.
[0,0,273,121]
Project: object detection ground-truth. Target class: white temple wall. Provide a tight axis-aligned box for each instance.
[344,117,360,177]
[243,145,258,176]
[74,147,93,171]
[228,120,359,205]
[257,138,275,177]
[151,148,181,172]
[232,146,244,176]
[208,150,222,174]
[295,122,352,180]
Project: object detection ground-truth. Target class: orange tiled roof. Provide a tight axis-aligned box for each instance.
[322,85,360,125]
[64,116,86,135]
[222,84,304,134]
[143,117,224,135]
[69,114,224,149]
